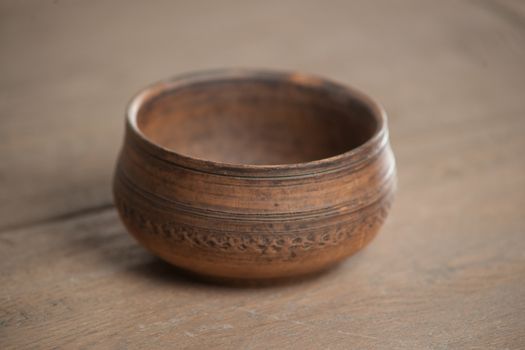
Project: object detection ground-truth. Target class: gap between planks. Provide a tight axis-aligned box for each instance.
[0,203,115,235]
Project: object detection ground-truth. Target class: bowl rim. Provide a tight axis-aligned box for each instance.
[125,68,389,176]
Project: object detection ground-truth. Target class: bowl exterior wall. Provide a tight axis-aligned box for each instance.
[113,126,396,279]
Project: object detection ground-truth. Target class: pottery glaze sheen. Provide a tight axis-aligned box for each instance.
[113,70,396,280]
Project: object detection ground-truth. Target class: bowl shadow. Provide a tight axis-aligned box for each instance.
[127,254,346,289]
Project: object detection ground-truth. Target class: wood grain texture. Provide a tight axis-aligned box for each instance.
[1,0,525,348]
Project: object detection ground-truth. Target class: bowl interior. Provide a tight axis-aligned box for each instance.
[136,77,379,165]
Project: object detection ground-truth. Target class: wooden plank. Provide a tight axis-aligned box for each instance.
[1,97,524,348]
[2,0,525,229]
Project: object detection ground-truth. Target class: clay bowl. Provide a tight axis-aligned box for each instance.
[113,69,396,281]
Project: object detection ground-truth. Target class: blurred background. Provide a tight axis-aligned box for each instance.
[2,0,524,230]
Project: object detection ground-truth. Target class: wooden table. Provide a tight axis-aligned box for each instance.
[1,1,524,348]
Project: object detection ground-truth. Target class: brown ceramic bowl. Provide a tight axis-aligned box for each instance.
[113,69,396,281]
